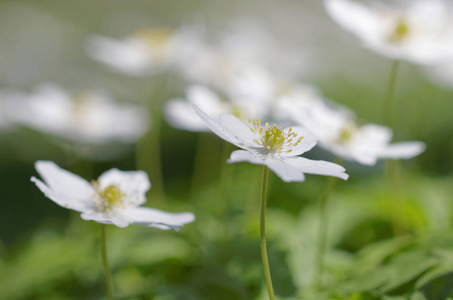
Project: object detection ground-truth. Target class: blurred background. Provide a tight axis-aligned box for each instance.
[1,0,453,299]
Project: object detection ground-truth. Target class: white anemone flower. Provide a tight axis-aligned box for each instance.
[325,0,453,65]
[193,105,349,182]
[283,99,426,165]
[31,161,195,230]
[85,27,202,76]
[6,83,149,144]
[164,85,266,132]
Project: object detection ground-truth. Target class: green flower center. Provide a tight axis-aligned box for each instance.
[92,181,126,212]
[338,124,357,144]
[249,118,303,154]
[388,18,410,43]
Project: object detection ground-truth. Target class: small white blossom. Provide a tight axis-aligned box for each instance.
[31,161,195,230]
[6,83,150,144]
[282,99,426,165]
[193,105,349,182]
[164,85,265,132]
[85,27,203,76]
[325,0,453,65]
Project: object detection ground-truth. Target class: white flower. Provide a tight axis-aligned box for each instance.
[31,161,195,230]
[164,85,265,132]
[193,105,349,182]
[85,27,202,76]
[283,99,426,165]
[6,83,150,144]
[425,59,453,88]
[325,0,453,65]
[215,65,322,123]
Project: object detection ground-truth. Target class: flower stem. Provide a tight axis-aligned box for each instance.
[383,60,405,235]
[314,176,338,289]
[260,166,275,300]
[101,224,114,300]
[384,60,400,128]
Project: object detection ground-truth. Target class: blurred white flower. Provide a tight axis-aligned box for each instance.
[283,99,426,165]
[164,85,265,132]
[179,21,306,93]
[6,83,150,144]
[425,59,453,88]
[221,66,322,122]
[325,0,453,65]
[86,27,203,76]
[31,160,195,229]
[194,105,349,182]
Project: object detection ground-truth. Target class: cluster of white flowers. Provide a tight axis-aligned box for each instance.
[16,2,447,300]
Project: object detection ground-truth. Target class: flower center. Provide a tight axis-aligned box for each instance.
[248,118,303,154]
[337,123,357,144]
[134,28,173,55]
[275,82,294,97]
[388,18,410,43]
[92,181,126,212]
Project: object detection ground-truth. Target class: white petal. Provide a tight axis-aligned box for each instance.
[279,126,317,156]
[282,156,349,180]
[122,207,195,231]
[325,0,383,42]
[81,211,130,228]
[265,158,305,183]
[187,85,224,112]
[219,114,257,147]
[31,177,93,212]
[97,169,150,206]
[164,99,209,131]
[348,151,379,166]
[85,35,153,76]
[34,161,95,205]
[379,141,426,160]
[227,150,266,165]
[357,124,393,145]
[193,105,250,148]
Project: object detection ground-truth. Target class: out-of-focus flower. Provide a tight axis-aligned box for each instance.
[221,66,322,122]
[193,105,349,182]
[31,160,195,229]
[325,0,453,65]
[85,27,203,76]
[283,99,426,165]
[179,21,306,92]
[6,83,150,144]
[164,85,265,132]
[425,60,453,88]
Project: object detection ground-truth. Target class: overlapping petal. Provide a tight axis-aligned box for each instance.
[193,105,247,148]
[123,207,196,231]
[97,169,150,206]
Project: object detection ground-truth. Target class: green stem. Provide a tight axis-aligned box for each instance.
[383,60,405,235]
[260,166,275,300]
[384,60,400,128]
[314,176,338,289]
[101,224,114,300]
